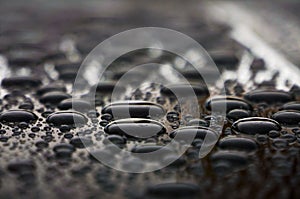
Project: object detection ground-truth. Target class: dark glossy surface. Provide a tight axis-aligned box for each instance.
[0,1,299,199]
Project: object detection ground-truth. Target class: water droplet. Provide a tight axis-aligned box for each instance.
[0,136,9,142]
[170,126,218,143]
[206,96,252,112]
[53,143,75,158]
[281,133,296,143]
[39,91,71,105]
[35,140,49,148]
[101,113,113,121]
[103,134,126,146]
[46,111,88,126]
[211,151,249,174]
[19,102,34,110]
[132,145,171,154]
[244,90,293,104]
[272,138,288,150]
[227,109,250,122]
[59,125,71,133]
[218,137,258,152]
[0,110,38,124]
[232,117,281,135]
[104,119,166,138]
[256,134,268,144]
[272,110,300,127]
[99,120,109,127]
[282,101,300,111]
[18,121,29,129]
[1,76,41,89]
[166,111,180,122]
[70,137,93,148]
[102,101,165,119]
[268,130,280,138]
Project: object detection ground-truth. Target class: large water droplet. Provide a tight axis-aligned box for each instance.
[272,110,300,127]
[0,110,38,124]
[46,111,88,126]
[104,119,166,138]
[244,90,293,104]
[102,100,165,119]
[232,117,281,135]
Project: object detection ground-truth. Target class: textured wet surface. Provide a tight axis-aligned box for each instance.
[0,1,300,199]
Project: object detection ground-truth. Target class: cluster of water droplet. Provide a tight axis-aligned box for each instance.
[0,3,300,199]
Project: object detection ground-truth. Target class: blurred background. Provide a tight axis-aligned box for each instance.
[1,0,300,76]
